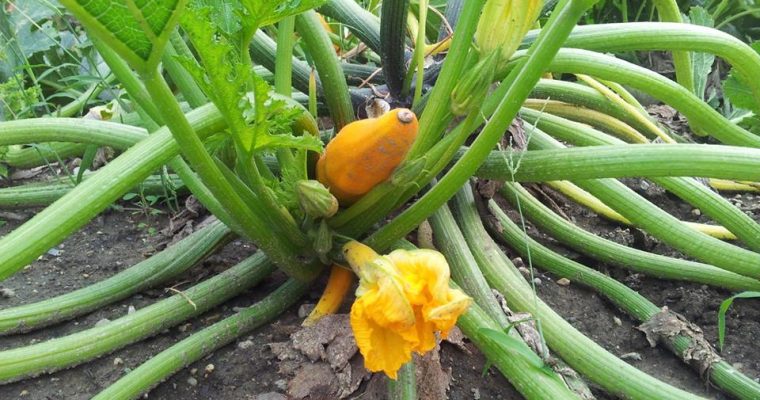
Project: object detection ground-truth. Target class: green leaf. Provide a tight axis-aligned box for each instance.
[478,328,547,371]
[59,0,186,73]
[687,7,715,100]
[242,0,328,30]
[718,291,760,351]
[724,73,759,114]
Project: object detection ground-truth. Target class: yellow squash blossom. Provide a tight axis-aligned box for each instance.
[344,241,472,379]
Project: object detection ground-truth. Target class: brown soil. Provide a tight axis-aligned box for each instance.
[0,180,758,399]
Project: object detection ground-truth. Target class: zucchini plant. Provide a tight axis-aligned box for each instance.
[1,0,760,398]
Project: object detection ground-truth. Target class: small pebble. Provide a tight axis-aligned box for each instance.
[518,267,531,278]
[0,287,15,298]
[127,305,136,315]
[613,316,622,326]
[298,303,315,318]
[20,390,29,396]
[187,377,198,387]
[190,368,198,375]
[733,362,744,370]
[274,379,288,391]
[204,364,215,376]
[620,352,642,361]
[237,340,254,350]
[532,277,542,286]
[556,278,570,286]
[691,208,701,216]
[95,318,111,327]
[471,388,481,400]
[113,357,124,366]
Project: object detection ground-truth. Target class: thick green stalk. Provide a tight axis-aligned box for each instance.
[530,79,653,136]
[430,203,509,326]
[275,17,296,97]
[406,1,485,159]
[366,0,599,250]
[0,219,231,334]
[388,361,418,400]
[295,11,355,129]
[0,105,225,281]
[141,72,316,281]
[651,0,695,94]
[320,0,382,53]
[498,182,760,291]
[380,0,410,97]
[164,31,208,108]
[0,252,275,383]
[0,118,147,149]
[451,186,705,400]
[0,173,185,208]
[487,196,760,400]
[476,144,760,187]
[505,130,760,279]
[507,48,760,147]
[2,142,88,169]
[516,111,760,251]
[91,278,309,400]
[522,22,760,111]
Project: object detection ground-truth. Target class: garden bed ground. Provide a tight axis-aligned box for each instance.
[0,180,758,400]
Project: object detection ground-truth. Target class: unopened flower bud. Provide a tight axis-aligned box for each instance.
[297,180,339,219]
[450,52,498,116]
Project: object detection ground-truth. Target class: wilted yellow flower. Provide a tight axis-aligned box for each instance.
[344,241,472,379]
[474,0,543,65]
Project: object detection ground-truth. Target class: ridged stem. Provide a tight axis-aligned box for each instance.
[487,195,760,400]
[498,182,760,291]
[0,219,231,334]
[295,10,355,129]
[91,278,309,400]
[0,252,275,383]
[451,185,704,400]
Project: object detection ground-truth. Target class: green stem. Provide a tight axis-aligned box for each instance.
[451,185,705,400]
[498,182,760,291]
[651,0,695,94]
[507,50,760,146]
[320,0,382,53]
[141,72,316,281]
[486,195,760,400]
[380,0,410,98]
[522,22,760,111]
[388,360,418,400]
[57,75,115,118]
[517,111,760,251]
[0,252,275,383]
[405,1,485,159]
[0,104,224,281]
[366,0,598,250]
[164,31,208,108]
[0,173,184,208]
[91,278,309,400]
[295,11,354,129]
[476,143,760,186]
[411,0,427,106]
[0,219,231,334]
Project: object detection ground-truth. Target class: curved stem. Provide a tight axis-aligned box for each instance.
[486,195,760,400]
[0,252,275,383]
[452,185,704,400]
[499,182,760,291]
[0,219,231,334]
[295,10,355,129]
[521,23,760,112]
[91,278,309,400]
[651,0,695,94]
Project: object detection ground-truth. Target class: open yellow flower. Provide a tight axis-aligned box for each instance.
[344,241,472,379]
